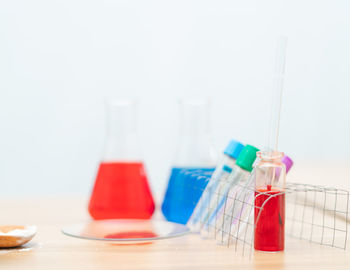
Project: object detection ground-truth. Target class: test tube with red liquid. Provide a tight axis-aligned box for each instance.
[254,151,286,252]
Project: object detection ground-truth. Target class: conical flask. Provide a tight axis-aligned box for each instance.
[88,99,155,220]
[161,98,216,224]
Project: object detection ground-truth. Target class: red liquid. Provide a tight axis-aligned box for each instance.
[254,189,285,252]
[88,162,155,220]
[105,231,158,239]
[105,231,158,246]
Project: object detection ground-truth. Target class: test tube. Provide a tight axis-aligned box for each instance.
[187,140,244,232]
[254,151,286,252]
[200,145,259,238]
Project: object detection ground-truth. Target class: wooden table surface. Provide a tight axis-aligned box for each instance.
[0,196,349,270]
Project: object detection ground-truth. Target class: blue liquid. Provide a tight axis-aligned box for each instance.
[161,167,215,224]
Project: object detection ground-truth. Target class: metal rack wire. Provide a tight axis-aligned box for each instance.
[286,183,349,250]
[187,172,349,257]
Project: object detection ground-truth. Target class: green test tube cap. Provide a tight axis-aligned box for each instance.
[235,144,260,172]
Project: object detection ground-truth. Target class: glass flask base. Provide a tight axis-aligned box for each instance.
[62,219,190,244]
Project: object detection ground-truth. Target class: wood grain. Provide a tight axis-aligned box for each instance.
[0,197,349,269]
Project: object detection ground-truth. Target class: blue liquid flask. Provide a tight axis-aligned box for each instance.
[161,168,214,224]
[161,99,216,224]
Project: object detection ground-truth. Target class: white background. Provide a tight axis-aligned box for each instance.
[0,0,349,198]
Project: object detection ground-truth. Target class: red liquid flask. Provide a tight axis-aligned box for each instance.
[89,162,155,219]
[254,151,286,252]
[88,99,155,220]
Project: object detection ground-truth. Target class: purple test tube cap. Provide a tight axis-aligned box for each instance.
[282,155,293,173]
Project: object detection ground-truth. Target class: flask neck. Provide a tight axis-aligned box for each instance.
[175,99,215,167]
[103,99,141,162]
[107,102,136,137]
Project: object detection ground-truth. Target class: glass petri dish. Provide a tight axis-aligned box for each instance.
[62,219,190,244]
